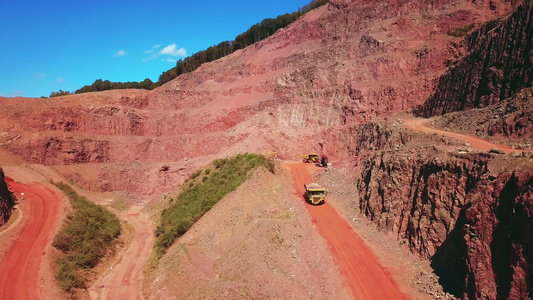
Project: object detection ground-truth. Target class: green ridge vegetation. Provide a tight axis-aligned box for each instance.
[447,24,475,38]
[47,0,329,97]
[153,153,274,259]
[52,182,121,292]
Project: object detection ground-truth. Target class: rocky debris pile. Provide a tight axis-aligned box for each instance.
[412,271,456,300]
[305,182,323,189]
[0,169,15,226]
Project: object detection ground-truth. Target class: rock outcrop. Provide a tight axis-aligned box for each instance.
[351,121,533,299]
[0,169,15,226]
[417,0,533,116]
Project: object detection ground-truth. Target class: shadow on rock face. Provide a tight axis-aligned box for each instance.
[430,208,471,299]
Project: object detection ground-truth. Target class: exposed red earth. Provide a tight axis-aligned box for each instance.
[93,205,154,300]
[0,177,61,300]
[286,163,408,300]
[403,118,532,154]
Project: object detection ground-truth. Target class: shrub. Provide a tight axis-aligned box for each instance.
[190,170,202,179]
[52,183,121,292]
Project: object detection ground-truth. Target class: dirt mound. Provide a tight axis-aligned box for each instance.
[145,166,350,299]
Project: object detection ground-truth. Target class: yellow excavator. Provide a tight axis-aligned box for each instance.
[302,153,329,167]
[302,153,320,163]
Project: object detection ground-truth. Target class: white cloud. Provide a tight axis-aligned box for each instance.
[143,44,186,62]
[113,50,126,57]
[144,45,161,54]
[160,44,187,57]
[32,72,46,78]
[57,77,65,83]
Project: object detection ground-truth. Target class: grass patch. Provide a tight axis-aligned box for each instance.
[52,182,121,292]
[278,212,292,220]
[153,153,274,259]
[110,195,129,211]
[447,24,475,37]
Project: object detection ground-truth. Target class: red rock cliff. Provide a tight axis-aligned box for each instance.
[0,169,15,226]
[351,122,533,299]
[417,0,532,116]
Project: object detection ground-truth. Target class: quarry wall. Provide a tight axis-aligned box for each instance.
[349,122,533,299]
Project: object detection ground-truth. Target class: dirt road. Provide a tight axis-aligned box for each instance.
[403,118,530,154]
[0,178,61,300]
[286,163,407,300]
[93,205,154,300]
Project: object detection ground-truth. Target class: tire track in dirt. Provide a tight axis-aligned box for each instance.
[403,118,532,154]
[94,205,154,300]
[0,178,61,300]
[286,163,407,300]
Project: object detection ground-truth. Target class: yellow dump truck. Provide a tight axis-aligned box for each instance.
[302,153,320,163]
[304,183,326,205]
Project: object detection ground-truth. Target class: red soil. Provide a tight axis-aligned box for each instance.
[403,118,531,154]
[286,163,408,300]
[0,178,61,300]
[95,205,154,300]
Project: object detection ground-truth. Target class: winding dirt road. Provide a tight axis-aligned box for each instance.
[0,178,61,300]
[93,205,154,300]
[403,118,531,154]
[286,163,407,300]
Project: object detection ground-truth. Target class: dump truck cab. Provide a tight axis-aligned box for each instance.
[304,183,326,205]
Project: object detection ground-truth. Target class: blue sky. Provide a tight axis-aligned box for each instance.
[0,0,311,98]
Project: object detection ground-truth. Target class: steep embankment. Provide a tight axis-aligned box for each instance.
[0,0,511,196]
[417,0,533,116]
[349,120,533,299]
[0,169,14,226]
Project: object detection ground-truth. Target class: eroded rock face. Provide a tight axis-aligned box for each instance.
[0,169,14,226]
[417,0,533,117]
[352,122,533,299]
